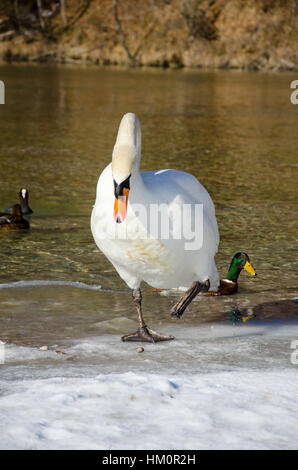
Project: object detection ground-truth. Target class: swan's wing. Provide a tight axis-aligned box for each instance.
[142,169,219,251]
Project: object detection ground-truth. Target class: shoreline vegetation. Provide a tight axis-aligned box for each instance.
[0,0,297,71]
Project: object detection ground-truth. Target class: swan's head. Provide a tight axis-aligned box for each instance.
[112,113,141,223]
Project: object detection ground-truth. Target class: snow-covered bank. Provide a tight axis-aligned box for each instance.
[0,320,298,450]
[0,369,297,450]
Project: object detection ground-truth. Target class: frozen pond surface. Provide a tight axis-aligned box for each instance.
[0,283,297,450]
[1,318,298,450]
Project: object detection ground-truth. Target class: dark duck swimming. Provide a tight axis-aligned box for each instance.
[6,188,33,215]
[0,204,30,230]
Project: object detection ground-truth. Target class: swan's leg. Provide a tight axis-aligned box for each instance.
[171,280,210,319]
[121,288,175,343]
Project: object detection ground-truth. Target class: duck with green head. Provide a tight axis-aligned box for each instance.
[206,252,256,295]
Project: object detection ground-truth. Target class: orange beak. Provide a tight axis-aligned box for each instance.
[113,187,129,223]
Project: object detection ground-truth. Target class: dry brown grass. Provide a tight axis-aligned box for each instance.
[0,0,297,70]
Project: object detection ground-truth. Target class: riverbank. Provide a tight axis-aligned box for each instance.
[0,0,297,71]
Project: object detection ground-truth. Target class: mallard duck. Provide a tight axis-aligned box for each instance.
[6,188,33,215]
[91,113,220,343]
[0,204,30,230]
[206,252,256,296]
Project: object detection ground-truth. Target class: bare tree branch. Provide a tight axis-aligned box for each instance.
[13,0,23,33]
[36,0,45,31]
[57,0,91,35]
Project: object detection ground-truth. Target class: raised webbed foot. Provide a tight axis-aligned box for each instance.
[171,279,210,319]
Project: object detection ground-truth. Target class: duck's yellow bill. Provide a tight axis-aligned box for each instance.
[113,188,129,223]
[244,261,256,276]
[242,316,252,323]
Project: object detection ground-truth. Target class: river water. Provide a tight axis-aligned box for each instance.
[0,65,297,449]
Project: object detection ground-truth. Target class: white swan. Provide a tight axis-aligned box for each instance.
[91,113,220,342]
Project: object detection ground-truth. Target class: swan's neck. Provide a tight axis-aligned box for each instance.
[112,113,142,183]
[115,116,141,152]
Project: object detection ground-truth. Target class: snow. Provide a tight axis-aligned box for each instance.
[1,319,298,450]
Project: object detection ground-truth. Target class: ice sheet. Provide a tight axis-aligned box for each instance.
[0,280,102,291]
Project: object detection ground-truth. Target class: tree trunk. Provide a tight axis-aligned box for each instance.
[60,0,67,26]
[36,0,45,31]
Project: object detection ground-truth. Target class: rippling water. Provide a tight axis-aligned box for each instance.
[0,64,297,347]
